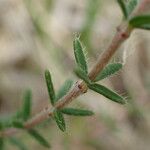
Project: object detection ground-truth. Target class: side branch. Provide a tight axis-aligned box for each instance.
[89,23,133,80]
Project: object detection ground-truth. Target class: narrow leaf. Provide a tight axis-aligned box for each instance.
[45,70,56,105]
[88,83,125,104]
[61,108,94,116]
[28,129,50,148]
[9,137,27,150]
[127,0,138,16]
[129,15,150,30]
[22,90,32,121]
[74,67,91,84]
[0,138,4,150]
[0,122,3,130]
[56,79,73,101]
[94,63,123,82]
[117,0,128,19]
[139,24,150,30]
[12,121,24,129]
[53,110,66,132]
[73,37,88,74]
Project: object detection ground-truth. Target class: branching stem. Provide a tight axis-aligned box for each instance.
[0,0,149,137]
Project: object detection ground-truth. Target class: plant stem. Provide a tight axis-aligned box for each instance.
[89,23,133,80]
[0,0,149,137]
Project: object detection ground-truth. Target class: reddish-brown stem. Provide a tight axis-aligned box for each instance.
[89,23,133,80]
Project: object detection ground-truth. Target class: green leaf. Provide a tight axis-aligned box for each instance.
[0,138,4,150]
[117,0,128,19]
[73,37,88,74]
[61,108,94,116]
[53,110,66,132]
[22,90,32,121]
[45,70,56,105]
[94,63,123,82]
[88,83,125,104]
[28,129,50,148]
[127,0,138,16]
[0,122,3,130]
[9,137,27,150]
[56,79,73,101]
[12,121,24,129]
[74,67,91,84]
[139,24,150,30]
[129,15,150,30]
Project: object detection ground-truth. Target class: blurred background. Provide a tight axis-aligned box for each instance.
[0,0,150,149]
